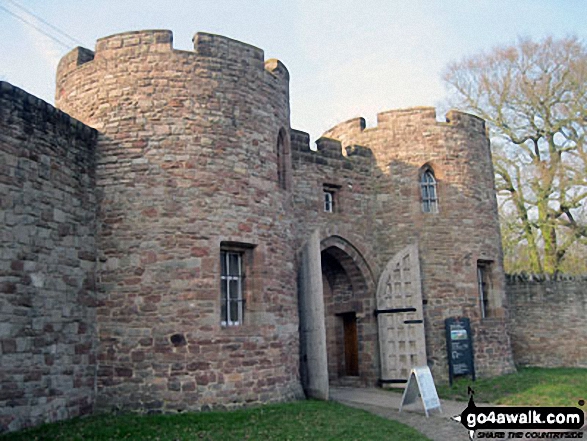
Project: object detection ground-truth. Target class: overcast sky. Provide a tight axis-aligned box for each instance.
[1,0,586,141]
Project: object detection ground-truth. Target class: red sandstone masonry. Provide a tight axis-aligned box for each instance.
[321,107,515,381]
[0,82,98,432]
[1,29,518,433]
[291,131,381,386]
[506,275,587,368]
[56,30,303,413]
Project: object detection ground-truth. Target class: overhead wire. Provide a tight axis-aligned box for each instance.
[0,1,84,49]
[4,0,85,46]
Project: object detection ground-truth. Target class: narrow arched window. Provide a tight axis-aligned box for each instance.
[276,129,288,190]
[420,168,438,213]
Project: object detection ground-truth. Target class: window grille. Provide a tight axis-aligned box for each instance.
[220,251,244,326]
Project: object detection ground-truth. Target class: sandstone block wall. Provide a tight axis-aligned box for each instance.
[0,82,98,432]
[322,107,516,380]
[291,132,381,386]
[55,30,303,413]
[0,28,521,433]
[507,276,587,368]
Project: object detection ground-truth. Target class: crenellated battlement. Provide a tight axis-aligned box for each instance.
[316,138,344,158]
[376,106,436,126]
[444,109,486,134]
[325,106,486,141]
[96,29,173,53]
[291,129,373,176]
[193,32,263,62]
[264,58,290,81]
[56,47,94,79]
[57,30,287,86]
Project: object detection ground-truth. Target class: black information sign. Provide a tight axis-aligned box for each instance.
[445,317,475,386]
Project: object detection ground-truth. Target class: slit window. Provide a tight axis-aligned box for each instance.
[277,129,288,190]
[477,261,492,318]
[324,190,334,212]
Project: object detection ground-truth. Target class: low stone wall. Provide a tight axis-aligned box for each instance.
[0,82,98,432]
[473,317,516,377]
[506,275,587,368]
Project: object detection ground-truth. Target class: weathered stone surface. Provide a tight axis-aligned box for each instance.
[0,81,98,433]
[507,275,587,368]
[56,30,303,415]
[298,229,328,399]
[295,106,516,383]
[1,28,519,433]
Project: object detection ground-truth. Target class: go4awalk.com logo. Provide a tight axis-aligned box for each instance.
[452,389,585,440]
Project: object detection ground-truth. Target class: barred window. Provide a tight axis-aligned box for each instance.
[421,169,438,213]
[220,251,244,326]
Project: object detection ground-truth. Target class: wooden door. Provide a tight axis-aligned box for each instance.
[376,244,427,383]
[343,313,359,376]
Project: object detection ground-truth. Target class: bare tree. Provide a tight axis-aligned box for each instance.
[444,36,587,275]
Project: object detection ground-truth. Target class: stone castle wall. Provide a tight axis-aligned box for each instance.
[0,82,98,432]
[55,30,303,413]
[291,132,381,386]
[506,275,587,368]
[0,29,521,433]
[323,108,516,380]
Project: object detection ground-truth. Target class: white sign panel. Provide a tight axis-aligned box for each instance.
[399,366,442,417]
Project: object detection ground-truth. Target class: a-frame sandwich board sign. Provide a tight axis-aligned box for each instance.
[399,366,442,417]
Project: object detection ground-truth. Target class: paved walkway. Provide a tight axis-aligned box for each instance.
[330,387,587,441]
[330,387,469,440]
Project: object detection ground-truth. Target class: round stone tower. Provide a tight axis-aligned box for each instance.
[56,30,302,412]
[323,107,516,381]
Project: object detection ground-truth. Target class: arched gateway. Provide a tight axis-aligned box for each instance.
[298,232,379,398]
[299,233,428,398]
[320,236,378,386]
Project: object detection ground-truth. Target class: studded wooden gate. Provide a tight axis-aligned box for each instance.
[376,244,427,384]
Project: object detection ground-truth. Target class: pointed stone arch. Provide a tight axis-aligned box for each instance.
[319,235,378,386]
[320,235,375,298]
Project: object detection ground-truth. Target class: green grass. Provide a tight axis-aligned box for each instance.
[1,400,430,441]
[435,367,587,406]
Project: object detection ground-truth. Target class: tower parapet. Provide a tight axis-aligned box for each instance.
[325,107,487,143]
[57,30,286,94]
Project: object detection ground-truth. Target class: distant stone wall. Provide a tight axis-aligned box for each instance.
[507,275,587,368]
[0,82,98,432]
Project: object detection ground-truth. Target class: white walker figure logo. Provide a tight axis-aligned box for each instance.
[451,389,585,440]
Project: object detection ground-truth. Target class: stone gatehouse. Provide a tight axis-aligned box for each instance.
[0,29,515,432]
